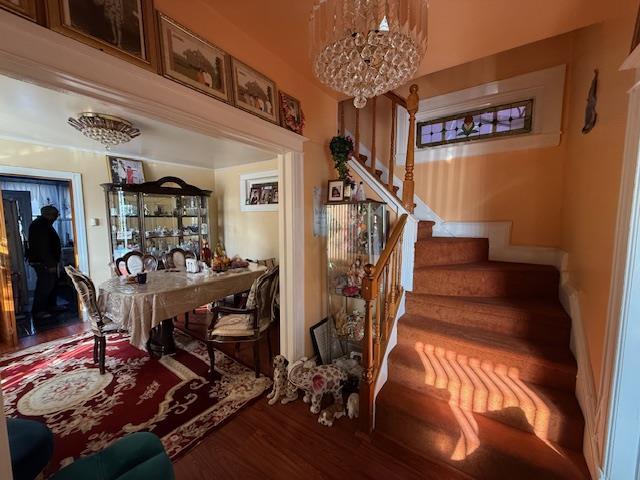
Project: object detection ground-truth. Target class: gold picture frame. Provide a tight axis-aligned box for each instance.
[157,13,232,104]
[0,0,42,22]
[279,91,305,135]
[230,57,279,124]
[46,0,159,72]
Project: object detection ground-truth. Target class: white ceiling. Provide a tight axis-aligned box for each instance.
[0,74,277,169]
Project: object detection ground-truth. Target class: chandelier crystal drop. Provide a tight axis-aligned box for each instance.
[68,112,141,150]
[310,0,428,108]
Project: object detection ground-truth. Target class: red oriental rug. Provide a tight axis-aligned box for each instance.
[0,330,272,476]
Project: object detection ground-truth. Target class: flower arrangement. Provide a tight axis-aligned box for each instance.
[329,135,355,184]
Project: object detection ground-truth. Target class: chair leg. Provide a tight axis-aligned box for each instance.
[184,312,189,329]
[99,336,106,375]
[253,340,260,378]
[93,336,99,364]
[207,342,220,380]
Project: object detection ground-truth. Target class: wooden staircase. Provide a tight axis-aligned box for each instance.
[373,221,589,479]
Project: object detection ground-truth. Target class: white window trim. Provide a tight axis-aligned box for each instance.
[239,170,279,212]
[396,64,566,164]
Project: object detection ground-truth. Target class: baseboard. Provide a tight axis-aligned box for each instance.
[372,292,405,427]
[559,254,603,480]
[433,220,564,268]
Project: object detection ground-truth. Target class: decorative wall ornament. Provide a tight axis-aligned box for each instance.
[68,113,141,149]
[46,0,159,71]
[582,69,598,135]
[309,0,428,108]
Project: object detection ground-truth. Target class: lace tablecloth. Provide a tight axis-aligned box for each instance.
[98,266,265,350]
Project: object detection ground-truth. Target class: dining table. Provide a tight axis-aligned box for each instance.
[98,264,266,355]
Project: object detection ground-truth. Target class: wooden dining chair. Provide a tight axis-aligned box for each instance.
[165,248,196,271]
[142,254,159,272]
[64,266,120,374]
[115,257,128,276]
[206,266,279,378]
[123,251,144,275]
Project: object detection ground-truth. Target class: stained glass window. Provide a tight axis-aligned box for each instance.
[416,99,534,148]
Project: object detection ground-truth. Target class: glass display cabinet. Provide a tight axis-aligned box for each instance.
[326,200,387,365]
[102,176,211,261]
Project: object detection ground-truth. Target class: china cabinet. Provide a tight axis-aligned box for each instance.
[325,200,387,365]
[101,176,211,261]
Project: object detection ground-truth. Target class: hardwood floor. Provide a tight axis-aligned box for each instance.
[1,314,465,479]
[0,320,89,354]
[174,397,465,480]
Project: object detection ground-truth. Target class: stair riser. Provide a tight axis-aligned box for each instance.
[404,298,570,345]
[387,357,583,450]
[396,325,576,391]
[413,268,559,298]
[414,239,489,267]
[376,402,586,480]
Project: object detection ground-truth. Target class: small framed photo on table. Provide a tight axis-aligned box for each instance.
[327,180,345,202]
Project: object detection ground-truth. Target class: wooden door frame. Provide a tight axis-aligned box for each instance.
[0,167,90,275]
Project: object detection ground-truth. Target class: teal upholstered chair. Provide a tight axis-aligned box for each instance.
[7,418,53,480]
[52,432,174,480]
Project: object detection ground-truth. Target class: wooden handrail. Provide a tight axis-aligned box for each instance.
[359,213,408,434]
[361,214,408,296]
[384,91,407,109]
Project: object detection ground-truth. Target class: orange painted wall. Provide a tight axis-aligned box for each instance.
[153,0,336,355]
[560,6,637,385]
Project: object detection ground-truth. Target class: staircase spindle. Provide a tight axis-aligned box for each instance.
[402,84,419,213]
[388,99,397,196]
[370,96,377,175]
[355,107,361,163]
[338,101,345,136]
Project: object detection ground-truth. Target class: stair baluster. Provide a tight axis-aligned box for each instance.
[402,85,419,212]
[359,213,408,434]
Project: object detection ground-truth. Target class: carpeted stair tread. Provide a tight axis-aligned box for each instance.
[412,261,559,298]
[386,344,584,449]
[376,382,589,479]
[414,237,489,267]
[397,315,576,390]
[405,293,571,344]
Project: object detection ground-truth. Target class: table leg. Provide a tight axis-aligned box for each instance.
[147,319,177,357]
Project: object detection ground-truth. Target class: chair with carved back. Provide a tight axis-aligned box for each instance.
[64,265,120,374]
[206,266,279,378]
[142,254,159,272]
[114,257,128,276]
[165,248,196,271]
[123,251,144,275]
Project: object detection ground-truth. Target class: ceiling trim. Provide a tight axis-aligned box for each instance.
[0,10,307,156]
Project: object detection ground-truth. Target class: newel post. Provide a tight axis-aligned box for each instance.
[402,84,419,213]
[359,263,376,434]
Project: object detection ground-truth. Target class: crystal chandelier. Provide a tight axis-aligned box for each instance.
[68,112,141,150]
[310,0,428,108]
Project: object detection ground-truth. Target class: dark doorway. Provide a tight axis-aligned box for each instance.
[0,176,80,338]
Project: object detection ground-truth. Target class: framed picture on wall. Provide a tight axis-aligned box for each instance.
[240,170,278,212]
[157,13,232,104]
[46,0,159,71]
[327,180,344,202]
[108,156,145,185]
[0,0,42,22]
[230,57,279,124]
[279,91,305,135]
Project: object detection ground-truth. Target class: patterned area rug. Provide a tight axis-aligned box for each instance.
[0,330,271,476]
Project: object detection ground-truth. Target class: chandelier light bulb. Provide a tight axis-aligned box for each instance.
[309,0,428,108]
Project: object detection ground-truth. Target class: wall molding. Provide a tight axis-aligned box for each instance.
[559,257,603,480]
[0,165,90,276]
[396,64,566,164]
[433,220,564,268]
